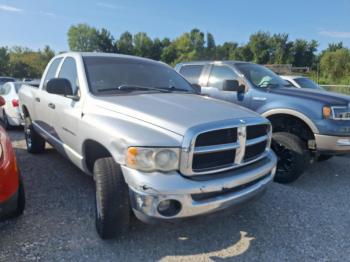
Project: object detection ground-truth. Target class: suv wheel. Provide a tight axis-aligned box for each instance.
[271,132,309,184]
[94,157,130,239]
[24,116,45,154]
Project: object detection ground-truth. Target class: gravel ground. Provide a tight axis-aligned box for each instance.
[1,129,350,262]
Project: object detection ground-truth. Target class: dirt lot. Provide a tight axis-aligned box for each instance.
[1,129,350,261]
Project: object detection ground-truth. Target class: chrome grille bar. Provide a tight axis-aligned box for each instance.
[194,142,239,154]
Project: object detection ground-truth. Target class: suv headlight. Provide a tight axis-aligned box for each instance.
[323,105,350,120]
[126,147,180,172]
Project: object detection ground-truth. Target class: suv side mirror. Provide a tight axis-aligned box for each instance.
[0,96,5,107]
[46,78,73,96]
[223,80,245,93]
[191,83,201,94]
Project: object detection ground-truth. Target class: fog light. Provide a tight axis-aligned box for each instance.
[157,199,182,217]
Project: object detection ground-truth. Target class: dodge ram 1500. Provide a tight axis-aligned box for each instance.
[19,53,277,239]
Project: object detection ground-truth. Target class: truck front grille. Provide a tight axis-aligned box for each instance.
[180,118,271,176]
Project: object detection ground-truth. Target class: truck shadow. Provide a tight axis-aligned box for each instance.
[1,135,349,261]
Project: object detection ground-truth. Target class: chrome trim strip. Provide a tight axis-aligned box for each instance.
[246,135,268,146]
[234,125,246,164]
[194,142,239,154]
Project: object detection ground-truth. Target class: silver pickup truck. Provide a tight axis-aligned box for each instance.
[19,52,277,239]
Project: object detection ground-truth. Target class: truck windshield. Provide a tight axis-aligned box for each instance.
[235,63,289,88]
[83,56,194,94]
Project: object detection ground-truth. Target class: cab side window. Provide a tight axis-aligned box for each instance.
[43,58,62,90]
[208,65,239,90]
[58,57,80,96]
[179,65,204,84]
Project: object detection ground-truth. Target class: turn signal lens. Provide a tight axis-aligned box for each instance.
[323,106,332,119]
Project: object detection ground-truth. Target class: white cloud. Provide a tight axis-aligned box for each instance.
[97,2,121,9]
[39,11,57,18]
[319,30,350,38]
[0,4,23,13]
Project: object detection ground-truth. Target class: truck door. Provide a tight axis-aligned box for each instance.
[33,57,63,140]
[202,64,251,107]
[50,56,82,158]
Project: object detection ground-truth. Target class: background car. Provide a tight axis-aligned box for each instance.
[0,81,39,129]
[0,97,25,219]
[0,77,15,87]
[280,75,323,90]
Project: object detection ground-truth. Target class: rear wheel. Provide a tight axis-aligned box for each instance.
[2,111,12,130]
[2,178,25,219]
[94,157,130,239]
[271,132,309,184]
[24,116,45,154]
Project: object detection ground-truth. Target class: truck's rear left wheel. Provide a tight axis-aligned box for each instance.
[94,157,130,239]
[24,116,45,154]
[271,132,309,184]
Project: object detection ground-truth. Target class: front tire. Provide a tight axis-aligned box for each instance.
[24,116,45,154]
[94,157,130,239]
[271,132,309,184]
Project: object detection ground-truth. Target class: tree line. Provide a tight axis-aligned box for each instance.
[0,23,349,84]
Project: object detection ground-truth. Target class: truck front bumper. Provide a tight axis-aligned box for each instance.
[315,134,350,154]
[122,151,277,223]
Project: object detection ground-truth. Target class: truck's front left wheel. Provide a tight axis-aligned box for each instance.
[24,116,46,154]
[93,157,130,239]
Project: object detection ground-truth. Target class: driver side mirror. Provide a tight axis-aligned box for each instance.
[223,80,245,93]
[0,96,5,107]
[191,83,201,94]
[46,78,79,100]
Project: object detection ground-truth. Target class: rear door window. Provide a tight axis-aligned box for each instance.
[179,65,204,84]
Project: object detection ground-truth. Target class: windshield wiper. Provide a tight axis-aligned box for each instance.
[97,85,171,93]
[155,86,191,93]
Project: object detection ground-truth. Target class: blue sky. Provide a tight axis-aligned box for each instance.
[0,0,349,52]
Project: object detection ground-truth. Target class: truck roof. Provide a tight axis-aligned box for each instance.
[176,61,254,66]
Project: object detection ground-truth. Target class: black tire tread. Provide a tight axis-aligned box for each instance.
[94,157,130,239]
[25,116,45,154]
[272,132,309,184]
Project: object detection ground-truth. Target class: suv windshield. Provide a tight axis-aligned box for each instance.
[235,63,288,88]
[83,56,194,94]
[294,77,322,89]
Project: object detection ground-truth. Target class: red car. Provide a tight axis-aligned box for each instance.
[0,96,25,219]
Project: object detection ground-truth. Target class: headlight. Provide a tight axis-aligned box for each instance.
[126,147,180,172]
[323,105,350,120]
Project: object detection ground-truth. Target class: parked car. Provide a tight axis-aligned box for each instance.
[0,81,35,129]
[19,52,277,239]
[175,61,350,183]
[280,75,323,90]
[0,97,25,219]
[0,77,15,86]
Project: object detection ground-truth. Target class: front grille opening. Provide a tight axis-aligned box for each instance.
[192,150,235,171]
[246,124,269,140]
[191,173,270,201]
[244,141,267,162]
[195,128,237,147]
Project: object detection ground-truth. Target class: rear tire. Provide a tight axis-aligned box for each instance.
[24,116,45,154]
[2,111,12,130]
[271,132,309,184]
[94,157,130,239]
[2,178,25,219]
[317,154,333,162]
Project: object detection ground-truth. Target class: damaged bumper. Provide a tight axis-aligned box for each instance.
[122,151,277,222]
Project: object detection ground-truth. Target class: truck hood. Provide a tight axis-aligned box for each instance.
[269,87,350,105]
[95,93,260,136]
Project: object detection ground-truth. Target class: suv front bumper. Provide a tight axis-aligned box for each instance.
[122,151,277,223]
[315,134,350,154]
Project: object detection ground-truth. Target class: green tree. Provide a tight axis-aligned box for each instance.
[248,31,272,64]
[67,24,99,51]
[97,28,115,53]
[115,31,134,55]
[0,47,10,75]
[320,48,350,81]
[291,39,318,67]
[133,32,153,58]
[269,33,293,64]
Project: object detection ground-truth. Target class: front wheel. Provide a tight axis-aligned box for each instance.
[94,157,130,239]
[271,132,309,184]
[24,116,46,154]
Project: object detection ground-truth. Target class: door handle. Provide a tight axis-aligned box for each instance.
[35,97,40,102]
[48,103,55,109]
